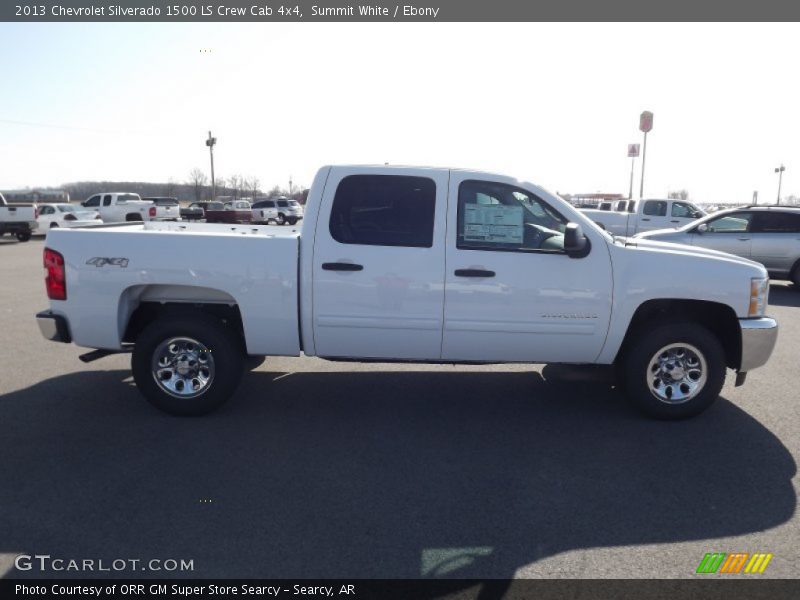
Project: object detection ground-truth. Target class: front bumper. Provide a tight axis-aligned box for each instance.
[36,310,71,343]
[739,317,778,372]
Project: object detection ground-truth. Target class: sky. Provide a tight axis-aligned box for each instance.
[0,22,798,204]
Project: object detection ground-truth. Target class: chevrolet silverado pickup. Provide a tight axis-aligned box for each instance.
[581,198,705,236]
[0,192,38,241]
[36,165,778,419]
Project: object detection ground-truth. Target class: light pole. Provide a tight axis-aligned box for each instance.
[206,131,217,201]
[775,164,785,204]
[638,111,653,198]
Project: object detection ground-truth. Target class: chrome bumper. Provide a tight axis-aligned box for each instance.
[36,310,71,343]
[739,317,778,372]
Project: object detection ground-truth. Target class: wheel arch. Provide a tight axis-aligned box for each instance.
[615,298,741,370]
[118,284,245,350]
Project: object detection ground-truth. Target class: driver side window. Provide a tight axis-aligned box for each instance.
[84,195,100,208]
[705,212,752,233]
[457,180,568,253]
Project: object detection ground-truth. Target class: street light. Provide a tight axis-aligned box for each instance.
[774,164,785,205]
[206,131,217,201]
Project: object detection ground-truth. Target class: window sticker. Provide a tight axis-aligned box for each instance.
[463,204,524,244]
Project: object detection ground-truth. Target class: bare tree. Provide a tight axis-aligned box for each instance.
[163,178,178,198]
[189,169,208,201]
[246,176,260,200]
[668,189,690,200]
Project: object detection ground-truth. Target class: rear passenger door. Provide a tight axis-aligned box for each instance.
[750,211,800,275]
[638,200,670,231]
[312,168,448,360]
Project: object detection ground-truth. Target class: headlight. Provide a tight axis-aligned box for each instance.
[748,277,769,317]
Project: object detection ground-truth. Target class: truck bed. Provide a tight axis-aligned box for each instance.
[44,222,302,356]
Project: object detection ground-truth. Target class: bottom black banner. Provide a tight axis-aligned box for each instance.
[3,579,799,600]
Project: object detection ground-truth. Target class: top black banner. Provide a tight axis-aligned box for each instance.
[5,0,800,22]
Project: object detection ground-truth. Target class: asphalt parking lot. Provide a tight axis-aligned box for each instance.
[0,237,797,581]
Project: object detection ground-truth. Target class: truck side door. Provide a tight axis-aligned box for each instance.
[637,200,670,232]
[311,168,448,359]
[441,174,613,363]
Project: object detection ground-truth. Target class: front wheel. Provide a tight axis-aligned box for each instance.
[287,218,298,225]
[132,312,244,416]
[16,231,32,242]
[622,322,726,420]
[276,213,286,225]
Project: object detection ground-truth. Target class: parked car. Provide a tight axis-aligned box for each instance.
[636,206,800,287]
[204,200,253,224]
[581,198,705,236]
[0,192,38,241]
[180,202,206,221]
[142,197,180,221]
[251,198,278,224]
[36,203,100,231]
[82,193,157,223]
[274,197,304,225]
[36,165,777,420]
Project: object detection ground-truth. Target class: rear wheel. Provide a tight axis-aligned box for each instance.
[276,213,286,225]
[125,214,143,222]
[16,231,31,242]
[622,322,726,419]
[50,222,59,228]
[132,313,244,416]
[287,218,298,225]
[791,263,800,289]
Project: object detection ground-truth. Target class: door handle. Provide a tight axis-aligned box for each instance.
[738,237,751,241]
[670,220,680,223]
[454,269,495,278]
[322,262,363,271]
[641,218,651,221]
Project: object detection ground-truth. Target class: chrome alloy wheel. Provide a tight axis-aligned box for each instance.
[647,342,707,404]
[151,337,215,399]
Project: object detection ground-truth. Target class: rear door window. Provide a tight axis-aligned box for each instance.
[752,211,800,233]
[329,174,436,247]
[643,200,667,216]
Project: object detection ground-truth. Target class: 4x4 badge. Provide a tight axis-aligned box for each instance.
[86,257,129,268]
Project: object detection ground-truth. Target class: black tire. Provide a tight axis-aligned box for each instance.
[50,223,59,228]
[287,218,298,225]
[276,213,286,225]
[16,231,32,242]
[132,312,244,416]
[125,214,143,222]
[622,322,726,420]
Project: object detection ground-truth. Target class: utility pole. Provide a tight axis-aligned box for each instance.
[206,131,217,201]
[775,164,785,204]
[289,176,293,195]
[638,111,653,198]
[627,144,640,199]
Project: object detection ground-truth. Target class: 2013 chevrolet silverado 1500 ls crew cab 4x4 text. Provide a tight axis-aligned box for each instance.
[36,166,778,419]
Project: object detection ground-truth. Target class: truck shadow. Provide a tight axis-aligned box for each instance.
[768,282,800,307]
[0,367,795,591]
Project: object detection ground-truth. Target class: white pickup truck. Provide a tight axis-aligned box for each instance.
[581,198,706,236]
[36,165,778,420]
[0,192,38,241]
[81,192,157,223]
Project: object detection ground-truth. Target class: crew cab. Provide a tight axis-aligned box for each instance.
[36,165,778,420]
[581,198,705,236]
[82,193,157,223]
[0,192,38,241]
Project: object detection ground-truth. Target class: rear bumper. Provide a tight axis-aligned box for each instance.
[36,310,72,343]
[739,317,778,372]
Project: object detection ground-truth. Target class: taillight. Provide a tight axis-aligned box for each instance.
[44,248,67,300]
[149,206,157,217]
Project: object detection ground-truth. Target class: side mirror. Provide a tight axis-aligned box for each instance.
[564,222,590,258]
[81,201,87,207]
[692,211,703,218]
[696,223,708,234]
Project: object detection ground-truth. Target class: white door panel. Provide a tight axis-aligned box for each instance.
[312,167,448,360]
[442,174,613,363]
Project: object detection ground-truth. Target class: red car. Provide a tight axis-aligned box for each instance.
[204,200,253,224]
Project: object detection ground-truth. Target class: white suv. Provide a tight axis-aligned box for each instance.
[252,196,303,225]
